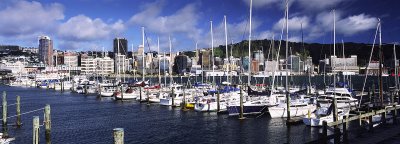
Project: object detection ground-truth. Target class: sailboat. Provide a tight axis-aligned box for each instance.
[268,0,316,118]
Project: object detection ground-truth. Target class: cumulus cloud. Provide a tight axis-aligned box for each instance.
[336,14,378,36]
[242,0,281,9]
[272,16,310,31]
[296,0,345,11]
[0,1,64,37]
[58,15,125,41]
[128,1,201,40]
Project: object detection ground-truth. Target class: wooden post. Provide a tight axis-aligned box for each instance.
[393,107,397,125]
[84,83,88,95]
[322,121,327,144]
[33,116,39,144]
[239,86,245,120]
[139,87,142,102]
[334,127,341,144]
[333,97,338,128]
[369,115,373,132]
[120,86,123,101]
[217,88,220,112]
[2,91,8,138]
[113,128,124,144]
[98,85,102,97]
[171,87,175,107]
[146,89,150,106]
[343,119,348,144]
[381,110,386,125]
[45,105,51,144]
[16,96,21,127]
[286,90,291,121]
[182,86,187,110]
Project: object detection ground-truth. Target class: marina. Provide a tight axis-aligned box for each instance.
[1,74,400,143]
[0,0,400,143]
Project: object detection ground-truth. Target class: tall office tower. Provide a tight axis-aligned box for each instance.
[38,36,53,66]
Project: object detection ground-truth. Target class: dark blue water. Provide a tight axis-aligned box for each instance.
[0,85,321,144]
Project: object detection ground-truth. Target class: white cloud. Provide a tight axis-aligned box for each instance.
[296,0,345,11]
[58,15,125,41]
[242,0,281,9]
[0,1,64,37]
[273,16,310,31]
[128,1,201,40]
[336,14,378,36]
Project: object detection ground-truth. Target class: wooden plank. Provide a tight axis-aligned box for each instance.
[328,106,400,126]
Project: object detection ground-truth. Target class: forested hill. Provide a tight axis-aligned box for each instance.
[185,39,398,66]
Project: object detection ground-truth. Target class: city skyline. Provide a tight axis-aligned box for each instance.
[0,0,399,52]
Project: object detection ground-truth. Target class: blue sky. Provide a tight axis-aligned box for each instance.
[0,0,398,52]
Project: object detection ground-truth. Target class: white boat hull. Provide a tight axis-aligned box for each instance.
[269,105,315,118]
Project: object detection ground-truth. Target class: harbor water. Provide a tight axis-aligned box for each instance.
[1,75,397,143]
[1,85,320,144]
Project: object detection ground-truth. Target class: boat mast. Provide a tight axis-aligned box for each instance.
[378,19,383,107]
[158,37,161,85]
[285,0,290,121]
[394,44,399,90]
[342,40,346,82]
[248,0,253,86]
[224,15,229,82]
[210,20,215,85]
[195,41,198,83]
[142,27,145,83]
[332,9,338,123]
[169,36,173,86]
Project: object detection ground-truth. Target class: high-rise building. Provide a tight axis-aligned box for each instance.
[38,36,53,66]
[113,38,128,56]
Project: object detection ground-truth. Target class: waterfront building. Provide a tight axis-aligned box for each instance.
[0,45,21,52]
[331,55,359,74]
[80,54,96,74]
[114,54,129,74]
[95,57,114,75]
[199,50,211,69]
[287,55,303,74]
[0,61,25,74]
[38,36,53,66]
[253,50,264,71]
[64,52,78,67]
[173,54,190,75]
[113,38,128,56]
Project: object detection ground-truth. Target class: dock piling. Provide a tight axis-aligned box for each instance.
[2,91,8,138]
[171,87,175,107]
[343,119,348,144]
[113,128,124,144]
[369,115,373,132]
[33,116,39,144]
[146,89,150,106]
[139,87,142,102]
[44,105,51,144]
[217,89,220,112]
[239,86,245,120]
[334,127,341,144]
[322,121,327,144]
[16,96,21,127]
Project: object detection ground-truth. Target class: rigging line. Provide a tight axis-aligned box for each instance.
[271,4,287,92]
[144,31,152,52]
[0,107,45,121]
[0,103,18,107]
[359,22,380,108]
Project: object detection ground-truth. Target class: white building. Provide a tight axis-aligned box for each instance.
[0,61,26,74]
[114,54,129,74]
[96,57,114,75]
[64,53,78,67]
[80,55,96,74]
